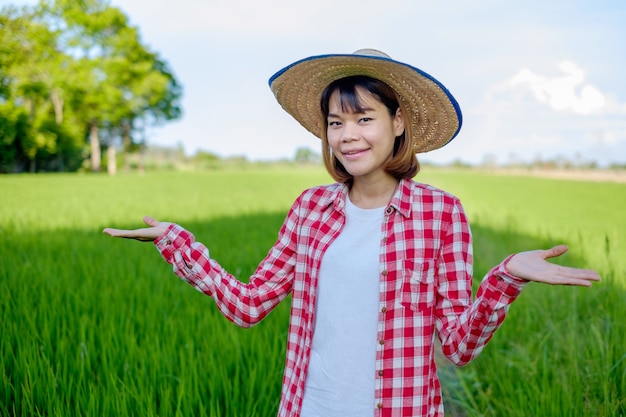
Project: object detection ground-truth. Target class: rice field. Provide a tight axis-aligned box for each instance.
[1,167,624,416]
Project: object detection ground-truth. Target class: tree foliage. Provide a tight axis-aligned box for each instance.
[0,0,182,173]
[294,146,321,165]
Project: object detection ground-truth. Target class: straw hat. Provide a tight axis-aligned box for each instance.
[269,49,462,153]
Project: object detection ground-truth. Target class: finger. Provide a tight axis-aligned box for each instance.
[103,227,136,238]
[103,227,122,236]
[102,227,152,241]
[556,265,601,281]
[143,216,160,227]
[542,264,601,287]
[543,244,568,260]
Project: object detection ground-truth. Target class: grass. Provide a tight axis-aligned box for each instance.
[1,167,624,416]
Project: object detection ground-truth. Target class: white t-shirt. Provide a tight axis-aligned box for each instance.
[300,197,384,417]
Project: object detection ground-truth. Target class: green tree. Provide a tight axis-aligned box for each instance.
[0,103,30,173]
[0,5,83,172]
[294,146,321,165]
[41,0,182,173]
[0,0,182,173]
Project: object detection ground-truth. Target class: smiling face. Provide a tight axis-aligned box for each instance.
[325,86,404,184]
[320,76,418,184]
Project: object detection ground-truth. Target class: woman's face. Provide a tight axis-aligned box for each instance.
[326,87,404,183]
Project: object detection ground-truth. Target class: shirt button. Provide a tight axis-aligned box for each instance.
[378,370,384,376]
[166,240,172,245]
[381,307,387,313]
[385,207,393,214]
[377,402,383,409]
[379,339,385,345]
[381,270,388,276]
[382,236,388,243]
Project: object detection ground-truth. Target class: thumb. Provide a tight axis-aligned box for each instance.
[543,244,568,260]
[143,216,160,227]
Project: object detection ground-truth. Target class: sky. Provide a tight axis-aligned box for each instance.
[3,0,626,166]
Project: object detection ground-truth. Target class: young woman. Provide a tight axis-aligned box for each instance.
[103,49,600,417]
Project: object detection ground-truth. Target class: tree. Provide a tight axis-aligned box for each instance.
[294,146,321,165]
[1,5,87,172]
[42,0,182,173]
[0,103,30,173]
[0,0,182,173]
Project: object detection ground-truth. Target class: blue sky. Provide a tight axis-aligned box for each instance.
[3,0,626,166]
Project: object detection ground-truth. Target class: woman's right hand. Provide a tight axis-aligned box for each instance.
[103,216,172,242]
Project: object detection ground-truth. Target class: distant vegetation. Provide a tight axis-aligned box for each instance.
[110,143,626,175]
[0,0,182,174]
[114,144,324,172]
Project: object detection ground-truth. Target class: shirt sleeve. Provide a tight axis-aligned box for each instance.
[153,199,301,328]
[435,198,528,366]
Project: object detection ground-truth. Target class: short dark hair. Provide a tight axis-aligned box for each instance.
[320,76,419,183]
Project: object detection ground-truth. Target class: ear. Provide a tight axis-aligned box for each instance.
[393,107,405,137]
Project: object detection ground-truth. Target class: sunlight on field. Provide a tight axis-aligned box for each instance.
[1,168,332,231]
[2,167,624,416]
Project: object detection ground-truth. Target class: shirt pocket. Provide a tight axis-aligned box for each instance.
[400,259,436,313]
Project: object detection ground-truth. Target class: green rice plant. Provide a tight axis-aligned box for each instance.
[1,167,623,416]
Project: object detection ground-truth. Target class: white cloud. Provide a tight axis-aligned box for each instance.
[434,59,626,167]
[510,61,606,115]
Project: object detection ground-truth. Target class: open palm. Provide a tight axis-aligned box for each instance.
[103,216,171,242]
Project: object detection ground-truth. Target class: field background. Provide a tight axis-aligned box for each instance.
[1,167,624,416]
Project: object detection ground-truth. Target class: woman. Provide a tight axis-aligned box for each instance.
[104,49,599,417]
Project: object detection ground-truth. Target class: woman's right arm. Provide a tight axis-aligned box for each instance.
[104,203,301,328]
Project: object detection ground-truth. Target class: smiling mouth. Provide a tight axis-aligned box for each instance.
[343,149,368,156]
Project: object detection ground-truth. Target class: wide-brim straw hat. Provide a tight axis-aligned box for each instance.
[269,49,462,153]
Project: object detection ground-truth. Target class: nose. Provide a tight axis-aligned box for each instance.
[340,122,358,142]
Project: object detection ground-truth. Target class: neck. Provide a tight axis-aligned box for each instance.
[349,174,399,209]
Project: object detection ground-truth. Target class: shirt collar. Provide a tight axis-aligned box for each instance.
[388,178,413,218]
[330,183,348,212]
[327,178,413,218]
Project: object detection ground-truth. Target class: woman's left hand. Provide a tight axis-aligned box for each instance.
[506,245,600,287]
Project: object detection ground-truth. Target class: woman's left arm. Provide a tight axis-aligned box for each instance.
[435,200,600,366]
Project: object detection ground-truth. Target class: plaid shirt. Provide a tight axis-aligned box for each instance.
[155,178,527,417]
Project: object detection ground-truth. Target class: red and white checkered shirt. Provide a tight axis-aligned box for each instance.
[155,178,527,417]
